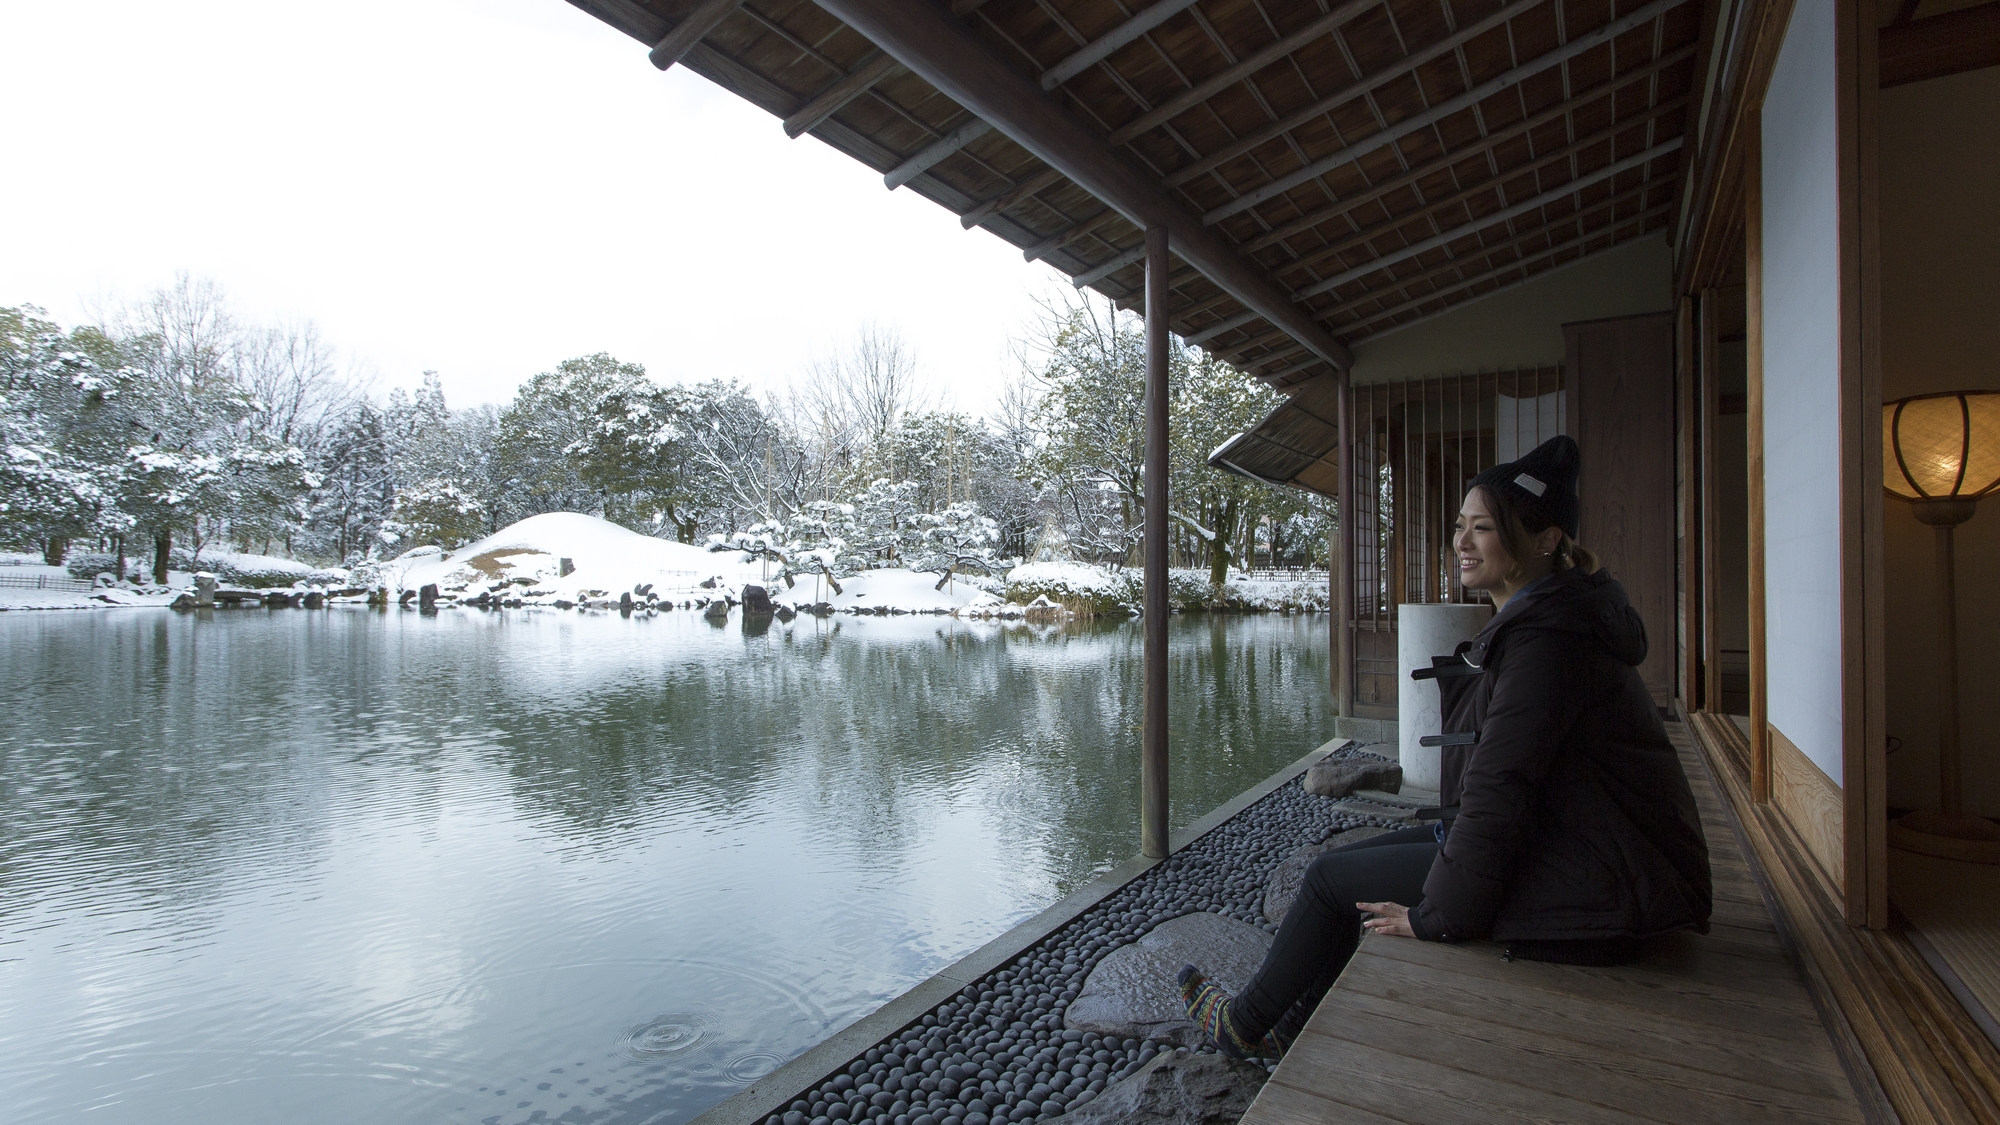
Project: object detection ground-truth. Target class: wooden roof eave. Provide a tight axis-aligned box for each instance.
[570,0,1699,396]
[813,0,1356,376]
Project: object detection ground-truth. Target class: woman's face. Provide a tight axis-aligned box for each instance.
[1454,489,1513,593]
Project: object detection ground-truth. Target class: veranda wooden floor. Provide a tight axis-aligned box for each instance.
[1238,725,1868,1125]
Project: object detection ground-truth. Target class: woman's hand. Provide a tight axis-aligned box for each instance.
[1358,901,1414,939]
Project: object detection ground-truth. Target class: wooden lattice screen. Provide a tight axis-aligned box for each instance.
[1345,366,1566,719]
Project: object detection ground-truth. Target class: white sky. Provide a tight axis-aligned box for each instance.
[0,1,1062,414]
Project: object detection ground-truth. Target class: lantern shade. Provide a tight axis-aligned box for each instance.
[1883,391,2000,500]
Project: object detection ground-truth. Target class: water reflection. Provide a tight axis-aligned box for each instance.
[0,609,1331,1124]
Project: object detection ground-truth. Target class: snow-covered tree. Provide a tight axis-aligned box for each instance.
[908,501,1002,589]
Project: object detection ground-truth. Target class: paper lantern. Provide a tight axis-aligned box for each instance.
[1883,391,2000,500]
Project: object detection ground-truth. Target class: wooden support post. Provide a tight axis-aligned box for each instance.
[1677,294,1701,711]
[649,0,743,70]
[1142,224,1170,860]
[1334,367,1354,717]
[1745,112,1770,805]
[1699,288,1722,711]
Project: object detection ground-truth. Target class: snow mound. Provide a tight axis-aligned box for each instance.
[771,567,994,615]
[380,513,764,601]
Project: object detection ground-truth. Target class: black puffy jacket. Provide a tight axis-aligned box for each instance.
[1407,567,1712,945]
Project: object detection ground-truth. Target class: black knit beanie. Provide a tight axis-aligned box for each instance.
[1470,434,1581,539]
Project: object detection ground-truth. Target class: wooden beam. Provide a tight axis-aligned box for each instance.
[1699,288,1721,713]
[1183,308,1264,345]
[1142,225,1170,860]
[1680,293,1704,713]
[1023,205,1118,261]
[884,117,993,188]
[1293,138,1681,300]
[649,0,744,70]
[1242,46,1697,254]
[1042,0,1203,90]
[1338,206,1672,337]
[959,167,1065,229]
[1204,0,1691,226]
[1071,244,1149,287]
[813,0,1356,371]
[1744,110,1768,806]
[1879,0,2000,87]
[783,50,904,138]
[1314,180,1660,319]
[1838,0,1888,930]
[1108,0,1379,145]
[1164,0,1548,189]
[1274,97,1687,285]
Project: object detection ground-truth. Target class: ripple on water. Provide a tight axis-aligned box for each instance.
[724,1052,784,1082]
[619,1012,717,1059]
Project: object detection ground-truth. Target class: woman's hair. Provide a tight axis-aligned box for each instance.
[1469,483,1600,578]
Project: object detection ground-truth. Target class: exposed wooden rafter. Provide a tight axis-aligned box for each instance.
[1204,0,1691,225]
[649,0,745,69]
[884,117,993,188]
[1107,0,1378,145]
[1241,46,1696,254]
[1273,96,1688,284]
[1162,0,1549,190]
[1314,180,1665,320]
[812,0,1357,374]
[1292,137,1683,300]
[1040,0,1203,90]
[782,50,904,137]
[959,167,1065,229]
[1341,203,1676,337]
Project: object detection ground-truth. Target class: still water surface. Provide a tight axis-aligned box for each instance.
[0,609,1331,1124]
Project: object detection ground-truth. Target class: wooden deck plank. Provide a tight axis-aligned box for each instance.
[1310,989,1862,1125]
[1331,952,1852,1096]
[1238,1079,1411,1125]
[1237,723,1868,1125]
[1274,1031,1666,1125]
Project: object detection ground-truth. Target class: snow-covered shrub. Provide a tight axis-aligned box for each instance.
[1004,561,1137,616]
[64,551,124,579]
[305,566,352,587]
[189,551,317,588]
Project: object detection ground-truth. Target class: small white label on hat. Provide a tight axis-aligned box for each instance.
[1514,473,1547,496]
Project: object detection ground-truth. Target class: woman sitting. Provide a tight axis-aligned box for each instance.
[1179,435,1712,1058]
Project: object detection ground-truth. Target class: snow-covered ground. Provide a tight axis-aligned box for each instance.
[4,513,1328,615]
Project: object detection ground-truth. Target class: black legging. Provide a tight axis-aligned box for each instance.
[1231,825,1440,1043]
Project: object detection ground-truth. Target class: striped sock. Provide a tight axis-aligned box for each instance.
[1177,964,1288,1059]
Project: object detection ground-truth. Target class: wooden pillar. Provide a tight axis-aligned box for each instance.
[1699,289,1723,712]
[1333,370,1354,715]
[1745,111,1771,805]
[1142,225,1170,860]
[1676,295,1700,711]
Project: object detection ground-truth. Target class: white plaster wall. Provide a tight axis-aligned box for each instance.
[1759,0,1844,786]
[1347,236,1671,385]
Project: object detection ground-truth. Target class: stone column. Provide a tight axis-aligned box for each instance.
[1398,603,1492,791]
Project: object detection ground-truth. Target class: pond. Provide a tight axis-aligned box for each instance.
[0,608,1334,1125]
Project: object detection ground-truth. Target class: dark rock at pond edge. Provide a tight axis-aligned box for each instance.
[1065,912,1270,1047]
[741,585,774,615]
[1057,1049,1268,1125]
[775,605,796,621]
[703,599,730,619]
[1302,757,1401,799]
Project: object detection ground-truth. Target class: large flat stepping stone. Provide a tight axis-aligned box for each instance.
[1302,757,1402,798]
[1064,912,1271,1048]
[1260,826,1401,923]
[1062,1048,1269,1125]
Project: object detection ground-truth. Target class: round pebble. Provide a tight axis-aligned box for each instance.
[742,759,1392,1124]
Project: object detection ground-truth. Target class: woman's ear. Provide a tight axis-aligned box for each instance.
[1536,526,1564,557]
